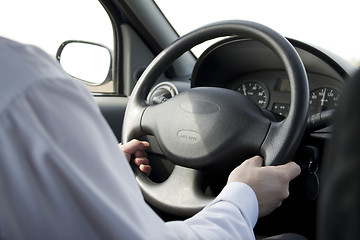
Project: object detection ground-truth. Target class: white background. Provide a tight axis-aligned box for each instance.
[1,0,359,66]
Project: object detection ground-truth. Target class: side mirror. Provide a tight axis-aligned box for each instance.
[56,40,112,86]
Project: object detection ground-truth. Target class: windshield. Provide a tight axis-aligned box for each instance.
[155,0,360,67]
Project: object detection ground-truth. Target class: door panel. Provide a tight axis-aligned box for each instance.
[95,96,128,142]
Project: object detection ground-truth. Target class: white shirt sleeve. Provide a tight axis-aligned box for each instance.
[0,37,258,240]
[167,182,258,239]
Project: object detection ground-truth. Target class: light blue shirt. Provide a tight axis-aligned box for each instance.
[0,37,258,239]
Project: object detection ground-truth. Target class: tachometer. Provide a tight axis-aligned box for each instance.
[309,87,340,115]
[234,82,269,108]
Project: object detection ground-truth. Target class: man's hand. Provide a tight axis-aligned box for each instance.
[119,139,151,176]
[227,156,301,218]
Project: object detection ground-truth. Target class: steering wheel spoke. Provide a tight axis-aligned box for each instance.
[136,165,212,216]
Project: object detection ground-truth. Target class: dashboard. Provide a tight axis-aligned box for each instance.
[147,37,350,133]
[191,38,346,120]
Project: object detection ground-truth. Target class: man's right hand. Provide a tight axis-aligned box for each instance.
[227,156,301,218]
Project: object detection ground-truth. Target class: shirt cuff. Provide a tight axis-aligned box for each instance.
[206,182,259,228]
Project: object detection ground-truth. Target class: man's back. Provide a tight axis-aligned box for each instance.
[0,37,172,239]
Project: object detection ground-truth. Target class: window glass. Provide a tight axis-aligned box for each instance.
[1,0,114,93]
[155,0,360,67]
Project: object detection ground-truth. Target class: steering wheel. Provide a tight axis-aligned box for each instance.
[122,20,309,217]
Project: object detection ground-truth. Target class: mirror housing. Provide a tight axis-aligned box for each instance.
[56,40,112,86]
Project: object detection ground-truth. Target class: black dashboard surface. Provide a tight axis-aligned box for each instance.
[191,38,345,118]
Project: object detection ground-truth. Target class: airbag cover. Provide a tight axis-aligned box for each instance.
[141,87,270,169]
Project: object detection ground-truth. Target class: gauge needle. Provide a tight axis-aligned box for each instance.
[320,88,327,107]
[242,84,247,96]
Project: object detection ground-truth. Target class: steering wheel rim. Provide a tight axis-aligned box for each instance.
[122,20,309,216]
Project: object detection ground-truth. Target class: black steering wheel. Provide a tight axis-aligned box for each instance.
[122,20,309,217]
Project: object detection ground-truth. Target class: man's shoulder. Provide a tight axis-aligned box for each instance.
[0,37,73,115]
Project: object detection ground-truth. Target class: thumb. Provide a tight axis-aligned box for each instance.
[120,139,149,155]
[245,155,264,167]
[278,161,301,180]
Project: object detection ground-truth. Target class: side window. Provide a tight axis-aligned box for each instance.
[1,0,114,94]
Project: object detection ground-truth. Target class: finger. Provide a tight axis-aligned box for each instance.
[134,149,147,158]
[139,164,152,176]
[277,161,301,180]
[134,157,149,166]
[245,155,264,167]
[120,139,149,155]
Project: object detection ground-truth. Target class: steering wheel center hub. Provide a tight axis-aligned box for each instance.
[141,87,270,169]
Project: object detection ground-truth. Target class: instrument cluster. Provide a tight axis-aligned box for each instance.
[227,71,342,117]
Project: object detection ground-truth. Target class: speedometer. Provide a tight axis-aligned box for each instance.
[234,82,269,108]
[309,87,340,115]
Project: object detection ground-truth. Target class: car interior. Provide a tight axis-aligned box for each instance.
[3,0,360,239]
[57,1,358,239]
